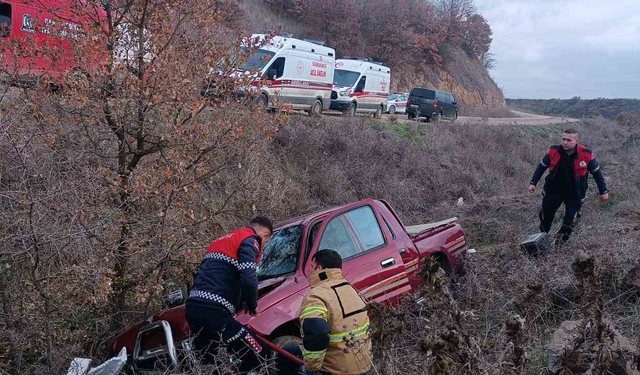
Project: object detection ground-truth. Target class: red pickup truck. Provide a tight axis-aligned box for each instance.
[110,198,468,371]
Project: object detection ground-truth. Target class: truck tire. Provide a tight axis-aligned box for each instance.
[308,99,322,117]
[389,105,396,114]
[373,105,383,119]
[270,335,303,375]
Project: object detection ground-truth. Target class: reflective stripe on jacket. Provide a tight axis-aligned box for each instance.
[299,268,372,375]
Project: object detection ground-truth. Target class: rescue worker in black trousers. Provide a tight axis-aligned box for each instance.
[529,128,609,242]
[186,216,273,373]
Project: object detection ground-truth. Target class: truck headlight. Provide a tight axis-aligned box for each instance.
[339,90,350,96]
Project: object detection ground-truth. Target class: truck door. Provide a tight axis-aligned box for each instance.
[306,204,411,304]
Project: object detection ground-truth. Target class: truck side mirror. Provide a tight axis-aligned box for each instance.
[267,69,277,80]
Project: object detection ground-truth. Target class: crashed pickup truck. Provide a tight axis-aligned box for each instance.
[110,198,469,372]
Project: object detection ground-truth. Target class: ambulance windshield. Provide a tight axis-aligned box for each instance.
[240,49,275,72]
[333,69,360,87]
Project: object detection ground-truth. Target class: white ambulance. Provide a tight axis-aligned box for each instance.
[330,59,391,118]
[234,34,335,116]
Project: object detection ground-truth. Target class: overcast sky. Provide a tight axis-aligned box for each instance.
[476,0,640,99]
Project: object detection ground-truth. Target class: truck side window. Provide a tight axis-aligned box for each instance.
[381,215,396,240]
[345,206,385,250]
[355,76,366,93]
[0,3,11,38]
[318,216,359,260]
[306,221,322,263]
[267,57,285,79]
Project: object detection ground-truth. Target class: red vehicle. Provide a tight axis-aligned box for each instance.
[110,199,469,372]
[0,0,105,82]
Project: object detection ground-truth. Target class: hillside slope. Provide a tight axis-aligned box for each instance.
[507,98,640,119]
[239,0,505,107]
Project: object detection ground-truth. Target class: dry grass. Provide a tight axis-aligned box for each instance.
[458,104,520,118]
[266,113,640,374]
[506,97,640,120]
[2,89,639,373]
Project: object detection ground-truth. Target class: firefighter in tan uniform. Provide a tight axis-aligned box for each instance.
[278,249,372,375]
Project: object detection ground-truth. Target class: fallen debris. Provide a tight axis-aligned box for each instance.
[67,347,127,375]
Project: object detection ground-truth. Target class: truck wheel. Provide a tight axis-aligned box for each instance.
[389,105,396,114]
[270,335,303,374]
[373,105,383,119]
[308,99,322,117]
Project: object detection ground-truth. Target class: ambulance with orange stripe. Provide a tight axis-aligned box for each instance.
[232,34,335,116]
[330,58,391,118]
[110,198,469,372]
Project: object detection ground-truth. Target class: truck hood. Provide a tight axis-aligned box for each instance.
[110,274,308,355]
[236,273,310,332]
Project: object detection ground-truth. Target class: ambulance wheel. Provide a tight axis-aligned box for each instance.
[389,105,396,114]
[309,99,322,117]
[64,68,91,91]
[257,94,269,110]
[343,103,356,117]
[373,105,383,119]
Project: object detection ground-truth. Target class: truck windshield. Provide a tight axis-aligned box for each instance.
[333,69,360,87]
[240,49,275,72]
[257,225,302,280]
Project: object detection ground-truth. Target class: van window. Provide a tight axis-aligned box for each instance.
[267,57,285,79]
[334,69,360,87]
[447,94,455,103]
[436,91,446,101]
[355,76,366,93]
[240,49,275,72]
[411,88,435,99]
[0,3,10,38]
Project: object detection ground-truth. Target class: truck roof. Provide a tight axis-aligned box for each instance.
[335,59,390,74]
[250,34,335,58]
[274,198,383,230]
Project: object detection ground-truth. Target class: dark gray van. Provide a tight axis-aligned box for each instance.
[406,87,458,122]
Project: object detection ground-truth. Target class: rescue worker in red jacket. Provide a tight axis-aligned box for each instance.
[186,216,273,373]
[529,128,609,241]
